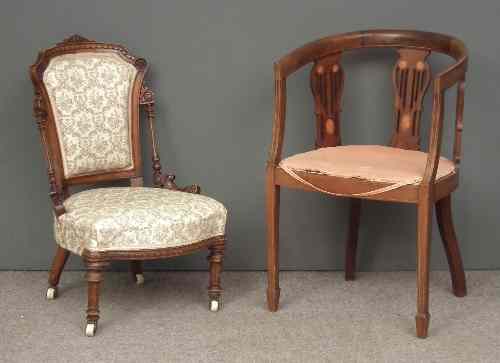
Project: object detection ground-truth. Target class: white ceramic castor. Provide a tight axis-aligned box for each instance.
[209,299,220,312]
[46,287,57,300]
[135,273,144,285]
[85,322,97,337]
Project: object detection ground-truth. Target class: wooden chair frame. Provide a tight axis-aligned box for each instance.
[266,30,468,338]
[30,35,225,336]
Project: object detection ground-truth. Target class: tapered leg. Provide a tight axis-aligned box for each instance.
[129,260,144,285]
[85,260,108,337]
[416,198,432,338]
[208,238,225,311]
[46,246,70,299]
[345,199,362,281]
[435,195,467,297]
[266,168,281,311]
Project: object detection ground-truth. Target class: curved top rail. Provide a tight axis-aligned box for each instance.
[275,29,468,79]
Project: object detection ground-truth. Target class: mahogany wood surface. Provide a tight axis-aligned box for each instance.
[344,199,361,281]
[48,246,70,288]
[435,195,467,297]
[208,239,225,302]
[266,29,468,338]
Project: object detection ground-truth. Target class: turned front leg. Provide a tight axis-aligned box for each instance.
[207,238,225,311]
[85,260,108,336]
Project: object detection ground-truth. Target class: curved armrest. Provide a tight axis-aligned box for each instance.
[422,57,467,188]
[268,64,287,167]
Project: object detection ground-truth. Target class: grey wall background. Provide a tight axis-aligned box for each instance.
[1,0,499,271]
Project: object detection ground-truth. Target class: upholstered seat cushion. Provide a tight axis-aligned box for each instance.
[54,187,227,255]
[279,145,456,186]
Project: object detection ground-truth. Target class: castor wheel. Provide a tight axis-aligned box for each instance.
[85,321,97,337]
[209,298,221,312]
[46,287,57,300]
[135,273,144,285]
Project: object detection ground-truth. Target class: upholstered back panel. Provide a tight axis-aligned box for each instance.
[43,52,138,178]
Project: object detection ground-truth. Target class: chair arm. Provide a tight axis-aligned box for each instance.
[268,64,287,167]
[422,60,467,187]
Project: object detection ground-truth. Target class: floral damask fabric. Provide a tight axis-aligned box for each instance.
[43,52,138,178]
[54,187,227,255]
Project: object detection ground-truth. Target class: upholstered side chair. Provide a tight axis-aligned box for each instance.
[30,35,227,336]
[266,30,468,338]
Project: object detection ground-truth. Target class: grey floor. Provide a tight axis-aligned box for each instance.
[0,271,499,363]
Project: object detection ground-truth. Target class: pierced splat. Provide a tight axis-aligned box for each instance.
[310,53,344,148]
[390,49,431,150]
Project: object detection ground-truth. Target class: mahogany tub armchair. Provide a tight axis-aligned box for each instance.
[30,35,227,336]
[266,30,468,338]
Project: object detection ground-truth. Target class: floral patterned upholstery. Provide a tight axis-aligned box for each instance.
[43,52,138,178]
[54,187,227,255]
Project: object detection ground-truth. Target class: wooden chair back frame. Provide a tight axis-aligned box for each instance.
[269,29,468,189]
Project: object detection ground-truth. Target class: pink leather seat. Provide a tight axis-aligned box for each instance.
[279,145,456,186]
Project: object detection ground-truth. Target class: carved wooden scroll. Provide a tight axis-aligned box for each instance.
[310,53,344,148]
[140,86,163,186]
[390,49,431,150]
[56,34,94,45]
[140,86,200,193]
[33,91,66,217]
